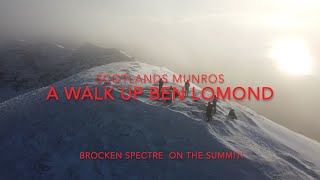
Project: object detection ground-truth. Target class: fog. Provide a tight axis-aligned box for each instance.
[1,0,320,140]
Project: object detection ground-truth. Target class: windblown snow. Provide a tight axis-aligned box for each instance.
[1,61,320,180]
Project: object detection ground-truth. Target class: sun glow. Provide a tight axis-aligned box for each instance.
[270,37,313,76]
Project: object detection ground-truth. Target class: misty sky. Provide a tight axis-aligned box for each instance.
[0,0,319,140]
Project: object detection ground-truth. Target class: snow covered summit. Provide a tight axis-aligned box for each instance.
[1,61,320,180]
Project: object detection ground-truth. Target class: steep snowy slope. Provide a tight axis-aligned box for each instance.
[1,61,320,180]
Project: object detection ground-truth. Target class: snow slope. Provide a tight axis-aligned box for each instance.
[1,61,320,180]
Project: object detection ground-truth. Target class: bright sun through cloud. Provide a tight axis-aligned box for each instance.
[270,37,313,76]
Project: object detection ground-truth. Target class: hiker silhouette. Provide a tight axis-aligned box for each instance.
[158,78,164,95]
[206,102,213,121]
[185,80,190,97]
[212,95,218,114]
[166,86,173,103]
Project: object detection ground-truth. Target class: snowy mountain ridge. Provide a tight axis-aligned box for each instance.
[1,61,320,180]
[0,40,133,102]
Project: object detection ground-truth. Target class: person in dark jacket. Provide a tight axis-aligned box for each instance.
[212,95,218,114]
[228,109,237,119]
[184,80,190,97]
[166,86,173,103]
[206,102,213,122]
[159,78,164,95]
